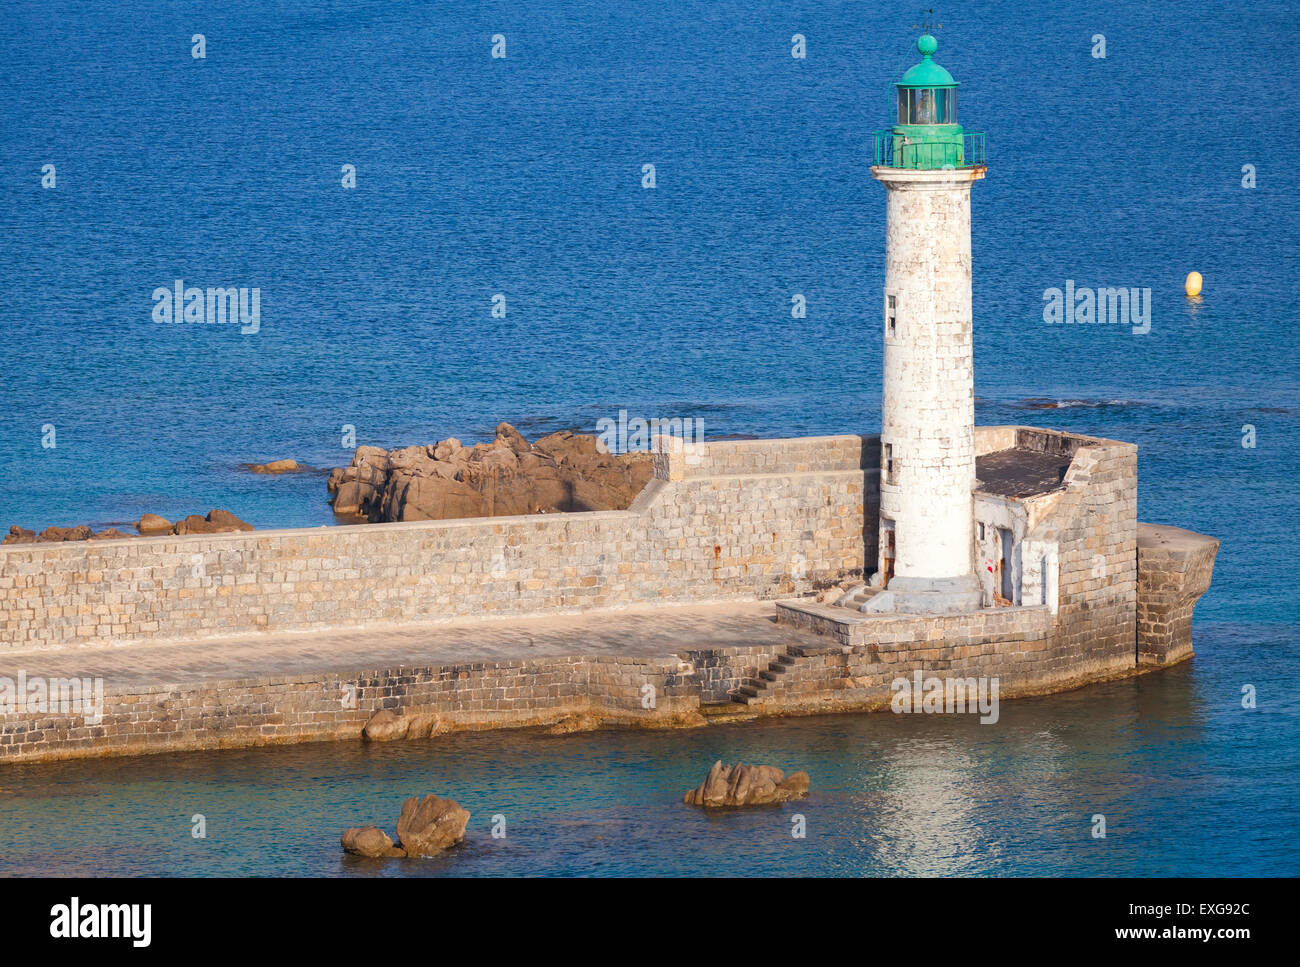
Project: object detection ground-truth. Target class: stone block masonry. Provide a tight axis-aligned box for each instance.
[874,167,984,585]
[1137,522,1220,666]
[765,601,1063,712]
[1021,429,1139,681]
[0,436,872,652]
[0,428,1219,763]
[0,654,703,764]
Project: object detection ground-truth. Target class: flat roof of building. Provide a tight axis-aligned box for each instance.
[975,447,1071,499]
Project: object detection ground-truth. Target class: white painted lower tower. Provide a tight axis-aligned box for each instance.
[866,166,986,614]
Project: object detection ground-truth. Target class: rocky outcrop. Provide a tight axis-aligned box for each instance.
[683,761,811,808]
[395,794,471,856]
[5,523,128,544]
[171,509,255,535]
[340,794,470,859]
[328,422,654,523]
[2,509,254,545]
[136,514,173,535]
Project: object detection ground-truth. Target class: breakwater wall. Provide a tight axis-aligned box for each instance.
[0,436,874,652]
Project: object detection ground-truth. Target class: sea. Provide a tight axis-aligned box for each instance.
[0,0,1297,876]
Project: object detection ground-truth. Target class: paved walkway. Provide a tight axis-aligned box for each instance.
[0,601,800,688]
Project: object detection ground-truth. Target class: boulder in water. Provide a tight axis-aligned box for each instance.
[395,794,471,856]
[683,760,811,808]
[340,826,404,858]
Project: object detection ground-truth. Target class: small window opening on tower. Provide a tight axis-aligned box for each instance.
[884,443,895,485]
[887,294,897,336]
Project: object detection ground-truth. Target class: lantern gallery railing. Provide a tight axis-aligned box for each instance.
[872,131,986,170]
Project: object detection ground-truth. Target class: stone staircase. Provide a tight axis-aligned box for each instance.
[731,646,800,706]
[831,583,882,612]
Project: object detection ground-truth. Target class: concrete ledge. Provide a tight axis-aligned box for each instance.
[775,599,1054,651]
[861,575,984,615]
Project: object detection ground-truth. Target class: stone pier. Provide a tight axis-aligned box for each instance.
[0,430,1218,764]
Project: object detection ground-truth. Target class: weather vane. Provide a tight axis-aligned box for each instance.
[913,9,942,32]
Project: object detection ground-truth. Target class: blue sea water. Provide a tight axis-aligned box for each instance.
[0,0,1298,876]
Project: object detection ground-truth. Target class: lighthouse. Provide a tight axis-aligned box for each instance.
[865,29,986,615]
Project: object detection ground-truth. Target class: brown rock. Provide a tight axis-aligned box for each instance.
[546,713,601,735]
[361,709,410,742]
[683,761,811,808]
[136,513,172,535]
[170,515,214,535]
[361,710,446,741]
[6,523,150,544]
[340,825,397,858]
[204,508,254,532]
[433,438,465,462]
[38,525,94,542]
[495,421,531,455]
[405,713,448,739]
[88,528,134,541]
[780,771,811,798]
[390,473,486,521]
[330,480,372,517]
[170,509,253,535]
[328,422,653,523]
[395,794,470,856]
[2,526,36,545]
[654,709,709,730]
[246,459,301,474]
[5,508,251,545]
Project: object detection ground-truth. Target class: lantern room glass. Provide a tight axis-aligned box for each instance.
[897,87,956,124]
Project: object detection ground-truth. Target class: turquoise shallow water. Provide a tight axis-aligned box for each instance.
[1,0,1298,875]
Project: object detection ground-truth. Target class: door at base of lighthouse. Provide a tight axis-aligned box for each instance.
[881,520,896,586]
[996,528,1015,605]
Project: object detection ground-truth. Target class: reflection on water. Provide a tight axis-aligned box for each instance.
[0,622,1295,878]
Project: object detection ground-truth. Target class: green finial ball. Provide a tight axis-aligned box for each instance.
[917,33,938,57]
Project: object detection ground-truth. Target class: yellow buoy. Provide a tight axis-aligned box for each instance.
[1185,271,1203,297]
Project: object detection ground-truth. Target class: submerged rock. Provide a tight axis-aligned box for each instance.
[245,459,303,474]
[328,422,653,523]
[683,760,811,808]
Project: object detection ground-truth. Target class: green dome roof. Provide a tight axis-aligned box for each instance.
[897,33,957,87]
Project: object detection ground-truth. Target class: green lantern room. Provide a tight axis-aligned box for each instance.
[873,31,985,171]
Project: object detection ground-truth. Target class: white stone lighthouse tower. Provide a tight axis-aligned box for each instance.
[865,30,986,614]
